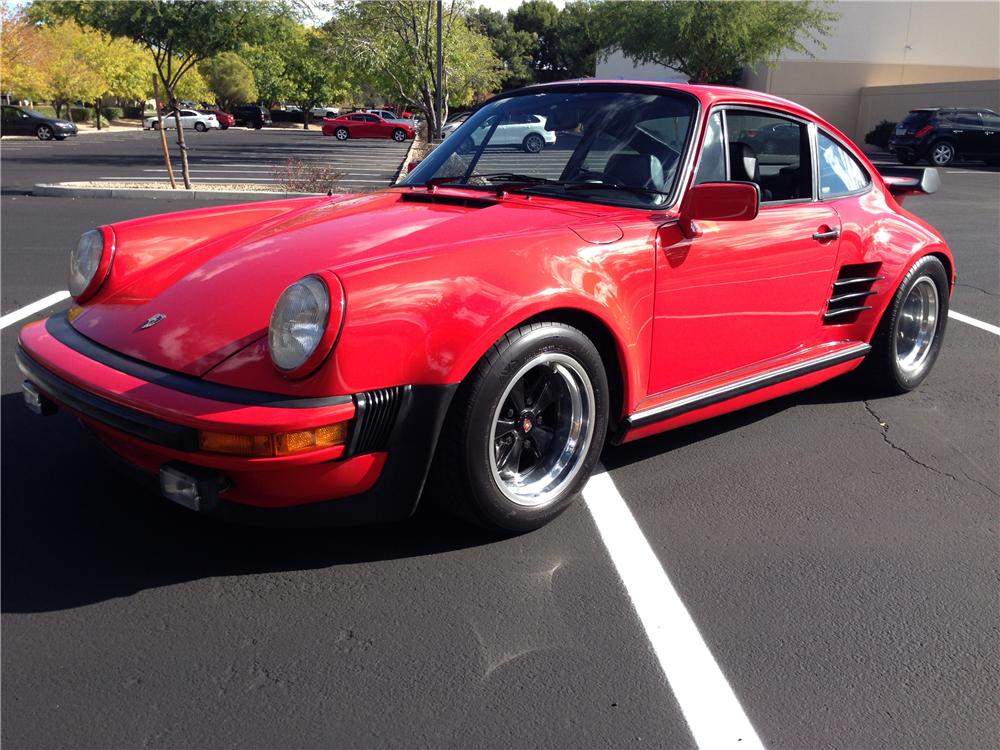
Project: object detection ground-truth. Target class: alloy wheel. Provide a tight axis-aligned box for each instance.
[893,276,939,377]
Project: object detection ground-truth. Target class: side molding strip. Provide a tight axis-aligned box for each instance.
[627,342,871,429]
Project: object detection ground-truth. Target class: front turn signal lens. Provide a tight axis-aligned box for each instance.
[274,422,347,455]
[198,422,348,458]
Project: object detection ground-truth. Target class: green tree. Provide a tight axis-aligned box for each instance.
[600,0,838,84]
[327,0,501,137]
[283,27,353,129]
[465,6,535,89]
[200,51,258,110]
[509,0,559,81]
[32,0,289,188]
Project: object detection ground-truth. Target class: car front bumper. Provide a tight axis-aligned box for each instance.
[17,313,456,526]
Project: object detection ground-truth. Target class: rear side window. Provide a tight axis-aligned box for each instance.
[952,111,982,127]
[983,112,1000,128]
[818,132,869,198]
[901,110,932,127]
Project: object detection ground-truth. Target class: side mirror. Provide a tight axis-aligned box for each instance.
[679,181,760,238]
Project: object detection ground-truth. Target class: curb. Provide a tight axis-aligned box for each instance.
[33,183,326,201]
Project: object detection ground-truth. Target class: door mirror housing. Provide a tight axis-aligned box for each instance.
[679,181,760,238]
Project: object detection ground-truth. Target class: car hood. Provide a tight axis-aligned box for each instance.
[71,190,607,376]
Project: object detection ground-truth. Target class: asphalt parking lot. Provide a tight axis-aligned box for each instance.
[1,139,997,747]
[0,127,410,192]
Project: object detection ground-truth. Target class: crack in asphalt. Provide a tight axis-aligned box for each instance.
[955,282,997,297]
[863,401,1000,497]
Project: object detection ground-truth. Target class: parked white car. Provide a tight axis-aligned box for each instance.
[310,106,340,118]
[144,109,220,132]
[366,108,419,127]
[441,112,471,139]
[458,112,556,153]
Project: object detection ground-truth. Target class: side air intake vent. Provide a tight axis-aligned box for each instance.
[399,192,496,209]
[348,386,407,454]
[825,262,884,324]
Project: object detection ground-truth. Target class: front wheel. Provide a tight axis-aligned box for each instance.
[929,140,956,166]
[392,128,406,142]
[523,133,544,153]
[194,121,207,132]
[335,127,349,141]
[858,255,949,394]
[36,125,53,141]
[429,322,609,533]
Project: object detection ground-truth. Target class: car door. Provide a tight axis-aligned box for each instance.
[951,111,985,155]
[649,107,843,393]
[982,111,1000,158]
[5,106,32,135]
[180,110,199,129]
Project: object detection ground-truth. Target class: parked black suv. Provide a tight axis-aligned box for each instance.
[889,108,1000,166]
[231,104,271,129]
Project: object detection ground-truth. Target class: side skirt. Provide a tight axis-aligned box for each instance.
[615,342,870,444]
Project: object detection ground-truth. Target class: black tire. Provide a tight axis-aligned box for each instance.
[254,122,263,130]
[194,121,207,132]
[392,128,406,142]
[219,124,229,130]
[897,152,919,166]
[928,140,956,167]
[428,322,609,534]
[523,133,544,153]
[857,255,949,394]
[151,121,160,131]
[36,124,53,141]
[335,127,349,141]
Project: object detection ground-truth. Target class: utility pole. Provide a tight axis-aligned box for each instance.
[435,0,443,140]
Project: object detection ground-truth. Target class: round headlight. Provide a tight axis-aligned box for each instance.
[68,229,106,298]
[269,275,331,373]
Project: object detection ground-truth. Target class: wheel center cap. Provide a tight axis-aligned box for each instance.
[521,415,533,433]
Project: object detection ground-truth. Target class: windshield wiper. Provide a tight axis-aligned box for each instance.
[562,180,668,199]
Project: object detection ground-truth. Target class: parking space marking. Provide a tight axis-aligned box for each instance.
[0,291,71,330]
[583,471,764,749]
[950,310,1000,336]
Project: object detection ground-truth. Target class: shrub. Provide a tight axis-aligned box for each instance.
[100,106,125,121]
[276,158,343,194]
[123,105,144,119]
[865,120,896,150]
[69,106,94,123]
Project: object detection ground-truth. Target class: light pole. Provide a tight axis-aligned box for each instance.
[435,0,443,140]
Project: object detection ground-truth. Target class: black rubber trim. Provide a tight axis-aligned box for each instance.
[17,346,199,451]
[84,384,460,528]
[44,312,352,409]
[617,345,871,440]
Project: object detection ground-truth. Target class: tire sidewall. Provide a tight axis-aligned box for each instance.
[523,133,543,153]
[392,128,405,142]
[460,325,609,532]
[195,122,207,132]
[883,256,950,390]
[37,125,52,141]
[336,127,349,140]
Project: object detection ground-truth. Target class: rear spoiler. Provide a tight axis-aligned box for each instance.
[877,165,941,202]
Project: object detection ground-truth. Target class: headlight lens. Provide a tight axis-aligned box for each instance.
[269,275,331,372]
[68,229,105,298]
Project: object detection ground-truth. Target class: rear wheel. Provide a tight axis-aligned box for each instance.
[523,133,544,153]
[857,255,949,394]
[194,121,207,132]
[929,140,956,166]
[335,127,349,141]
[429,322,609,533]
[36,124,53,141]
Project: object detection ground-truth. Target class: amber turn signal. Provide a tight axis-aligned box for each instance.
[198,422,347,458]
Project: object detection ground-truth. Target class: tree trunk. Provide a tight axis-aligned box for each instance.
[95,97,102,130]
[167,89,192,189]
[152,76,176,189]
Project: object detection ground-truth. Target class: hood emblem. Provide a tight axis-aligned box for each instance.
[140,313,167,330]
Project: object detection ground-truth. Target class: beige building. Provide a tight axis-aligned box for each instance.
[597,0,1000,145]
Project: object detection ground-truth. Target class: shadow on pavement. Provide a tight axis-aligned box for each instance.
[0,391,493,614]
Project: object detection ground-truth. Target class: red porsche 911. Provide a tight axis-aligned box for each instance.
[322,112,415,142]
[18,81,952,532]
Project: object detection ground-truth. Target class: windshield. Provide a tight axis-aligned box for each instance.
[403,87,696,209]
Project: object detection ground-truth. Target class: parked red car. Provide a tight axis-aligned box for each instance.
[18,81,953,532]
[199,109,234,129]
[322,112,414,142]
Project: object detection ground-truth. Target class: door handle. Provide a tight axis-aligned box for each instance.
[812,228,840,242]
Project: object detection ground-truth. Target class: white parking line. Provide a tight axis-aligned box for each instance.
[950,310,1000,336]
[0,291,71,330]
[583,471,764,749]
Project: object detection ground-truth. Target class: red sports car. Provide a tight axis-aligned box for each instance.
[322,112,415,142]
[199,109,235,129]
[18,81,953,532]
